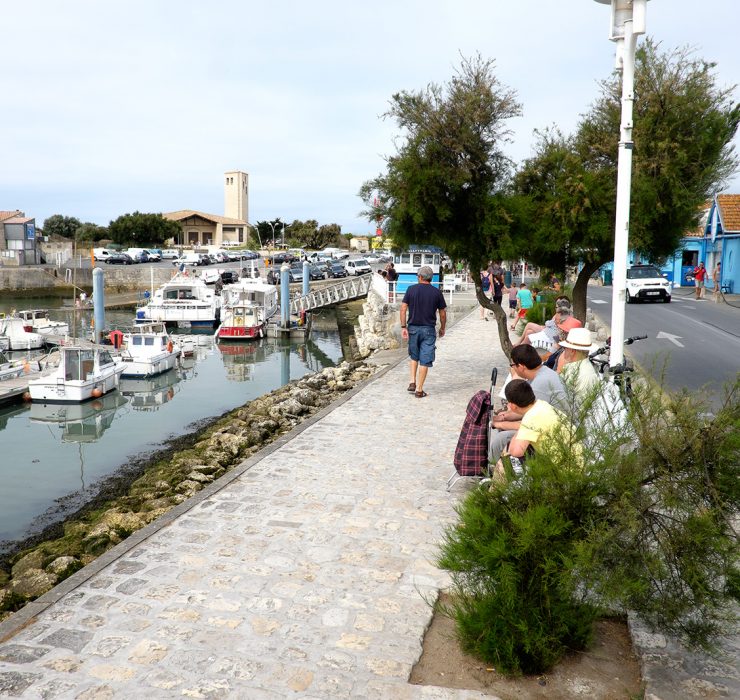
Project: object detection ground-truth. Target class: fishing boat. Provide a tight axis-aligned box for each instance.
[117,322,180,378]
[134,272,220,328]
[216,280,278,341]
[0,316,45,350]
[27,345,125,403]
[15,309,70,337]
[0,349,35,382]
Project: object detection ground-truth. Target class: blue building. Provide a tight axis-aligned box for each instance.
[600,194,739,294]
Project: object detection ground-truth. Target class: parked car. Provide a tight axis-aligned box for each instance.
[145,248,163,262]
[365,254,380,264]
[266,269,280,285]
[288,264,304,283]
[626,265,671,303]
[213,251,231,263]
[326,262,348,279]
[345,258,372,276]
[220,270,239,284]
[241,250,261,260]
[377,252,393,263]
[105,253,134,265]
[93,248,112,262]
[172,254,203,267]
[264,251,295,265]
[307,264,326,281]
[160,249,180,260]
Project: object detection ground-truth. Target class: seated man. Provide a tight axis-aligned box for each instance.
[514,298,581,347]
[489,344,567,463]
[492,379,574,481]
[556,327,600,397]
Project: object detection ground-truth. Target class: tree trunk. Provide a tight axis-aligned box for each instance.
[571,259,605,324]
[474,280,513,360]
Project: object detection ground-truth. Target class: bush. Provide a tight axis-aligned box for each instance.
[439,377,739,674]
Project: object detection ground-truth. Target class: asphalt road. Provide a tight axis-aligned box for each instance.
[587,284,740,409]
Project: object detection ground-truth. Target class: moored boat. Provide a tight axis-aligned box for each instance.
[134,272,220,328]
[118,322,180,378]
[216,280,278,341]
[15,309,70,337]
[0,316,45,350]
[28,345,125,403]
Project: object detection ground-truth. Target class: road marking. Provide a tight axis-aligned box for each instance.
[656,331,685,347]
[591,299,608,304]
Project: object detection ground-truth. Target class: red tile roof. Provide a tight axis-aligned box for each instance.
[717,194,740,233]
[0,210,23,222]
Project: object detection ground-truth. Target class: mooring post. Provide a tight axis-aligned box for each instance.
[280,263,290,328]
[92,267,105,344]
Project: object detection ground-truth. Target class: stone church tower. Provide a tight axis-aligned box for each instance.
[224,170,249,222]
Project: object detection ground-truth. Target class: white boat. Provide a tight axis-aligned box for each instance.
[0,349,34,382]
[135,272,220,328]
[15,309,70,337]
[216,280,278,341]
[28,345,125,403]
[0,316,45,350]
[118,322,180,378]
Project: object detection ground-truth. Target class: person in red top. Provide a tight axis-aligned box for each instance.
[693,262,708,300]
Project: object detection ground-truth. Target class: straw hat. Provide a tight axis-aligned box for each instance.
[558,327,599,352]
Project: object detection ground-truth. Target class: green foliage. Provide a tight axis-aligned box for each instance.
[107,212,181,246]
[42,214,82,239]
[359,53,521,274]
[75,222,108,242]
[285,219,342,249]
[439,377,739,674]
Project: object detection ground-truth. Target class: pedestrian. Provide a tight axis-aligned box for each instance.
[386,262,398,282]
[479,269,491,319]
[712,262,721,302]
[506,284,518,319]
[693,261,708,300]
[511,282,534,331]
[492,274,504,307]
[400,265,447,399]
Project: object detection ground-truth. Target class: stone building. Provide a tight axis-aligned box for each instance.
[164,170,251,248]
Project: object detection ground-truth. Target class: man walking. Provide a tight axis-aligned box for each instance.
[693,261,708,300]
[712,262,722,302]
[400,265,446,398]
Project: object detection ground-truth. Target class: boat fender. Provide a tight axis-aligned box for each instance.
[167,341,173,353]
[259,327,264,339]
[91,387,103,398]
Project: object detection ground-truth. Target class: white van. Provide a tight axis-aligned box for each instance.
[93,248,112,261]
[345,258,372,276]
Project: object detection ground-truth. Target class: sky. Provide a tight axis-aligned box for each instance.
[2,0,739,236]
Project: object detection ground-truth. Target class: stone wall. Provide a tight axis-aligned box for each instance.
[0,267,175,294]
[354,287,401,356]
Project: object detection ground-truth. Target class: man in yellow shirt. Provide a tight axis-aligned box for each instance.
[493,379,575,481]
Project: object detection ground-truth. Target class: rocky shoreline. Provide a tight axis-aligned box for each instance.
[0,360,376,622]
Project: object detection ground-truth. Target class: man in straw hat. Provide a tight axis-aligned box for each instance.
[557,327,600,396]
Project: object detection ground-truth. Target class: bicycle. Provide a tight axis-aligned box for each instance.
[588,334,647,405]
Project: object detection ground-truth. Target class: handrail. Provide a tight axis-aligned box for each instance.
[289,274,373,314]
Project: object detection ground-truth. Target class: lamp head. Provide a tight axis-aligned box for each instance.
[593,0,648,40]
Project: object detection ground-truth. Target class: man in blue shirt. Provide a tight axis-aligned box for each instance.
[400,266,447,398]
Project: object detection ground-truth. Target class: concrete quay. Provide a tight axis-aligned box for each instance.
[0,309,737,699]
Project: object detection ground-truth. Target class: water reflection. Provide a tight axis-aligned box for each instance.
[217,338,275,382]
[120,370,181,412]
[29,391,128,443]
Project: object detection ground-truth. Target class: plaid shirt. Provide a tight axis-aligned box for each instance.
[453,390,491,477]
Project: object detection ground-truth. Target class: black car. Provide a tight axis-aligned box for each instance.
[307,264,326,281]
[220,270,239,284]
[326,262,348,279]
[105,253,134,265]
[266,251,295,265]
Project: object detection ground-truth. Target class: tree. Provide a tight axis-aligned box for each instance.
[108,212,181,246]
[42,215,82,239]
[518,41,740,320]
[75,223,109,243]
[360,54,522,353]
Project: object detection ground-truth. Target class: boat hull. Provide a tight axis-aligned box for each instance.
[28,365,125,403]
[217,324,264,340]
[119,352,179,379]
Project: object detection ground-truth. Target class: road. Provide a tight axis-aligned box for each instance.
[587,285,740,409]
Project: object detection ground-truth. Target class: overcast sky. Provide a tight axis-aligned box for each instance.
[2,0,738,236]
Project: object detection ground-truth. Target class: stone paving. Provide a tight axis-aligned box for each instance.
[0,307,737,699]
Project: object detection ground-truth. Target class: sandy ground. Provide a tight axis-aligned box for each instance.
[410,593,643,699]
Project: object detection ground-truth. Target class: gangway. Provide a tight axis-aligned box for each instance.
[289,274,373,315]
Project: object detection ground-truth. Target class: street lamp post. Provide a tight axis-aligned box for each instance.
[265,221,277,248]
[593,0,649,367]
[281,222,291,248]
[247,222,262,250]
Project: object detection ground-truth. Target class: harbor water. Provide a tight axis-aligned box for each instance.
[0,299,347,555]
